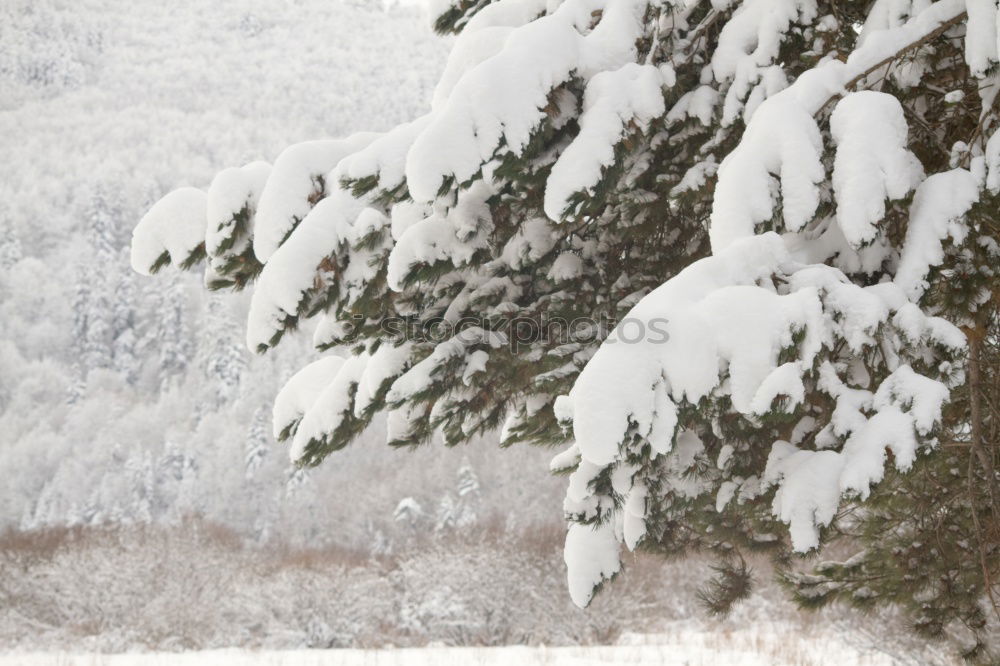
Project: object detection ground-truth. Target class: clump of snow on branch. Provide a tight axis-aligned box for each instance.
[829,91,923,249]
[254,136,377,263]
[131,188,207,275]
[405,0,650,203]
[544,63,670,221]
[564,522,621,607]
[895,168,980,299]
[272,356,347,442]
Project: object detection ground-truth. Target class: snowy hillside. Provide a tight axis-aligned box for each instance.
[0,0,566,548]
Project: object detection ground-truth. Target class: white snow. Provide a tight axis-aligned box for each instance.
[130,187,207,275]
[559,219,965,579]
[564,233,809,468]
[246,189,366,352]
[964,0,999,77]
[253,135,377,264]
[405,8,582,201]
[829,91,923,249]
[549,443,582,472]
[564,521,621,608]
[205,161,272,269]
[461,349,490,385]
[0,629,904,666]
[895,168,980,299]
[110,0,990,633]
[711,0,815,126]
[763,361,954,551]
[354,343,414,417]
[387,327,504,405]
[710,90,824,251]
[763,443,842,551]
[666,86,720,127]
[544,62,667,221]
[463,0,549,34]
[547,252,584,282]
[500,217,557,269]
[386,182,492,291]
[710,0,969,253]
[272,356,347,440]
[290,354,370,463]
[749,361,805,415]
[332,117,430,194]
[404,0,652,203]
[431,28,513,111]
[986,128,1000,193]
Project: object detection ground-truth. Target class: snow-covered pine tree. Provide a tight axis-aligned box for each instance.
[154,273,193,384]
[132,0,999,652]
[74,187,144,385]
[455,457,481,527]
[111,246,142,385]
[547,1,1000,656]
[77,191,119,374]
[200,295,247,406]
[0,216,22,271]
[394,496,425,527]
[435,492,459,533]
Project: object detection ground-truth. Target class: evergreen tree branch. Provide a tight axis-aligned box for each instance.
[815,7,968,118]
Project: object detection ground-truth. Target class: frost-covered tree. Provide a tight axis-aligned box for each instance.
[132,0,1000,654]
[0,217,22,271]
[435,459,482,531]
[72,188,146,385]
[455,457,481,528]
[152,273,193,384]
[110,251,140,385]
[394,496,425,527]
[199,296,247,406]
[244,406,270,480]
[76,194,118,373]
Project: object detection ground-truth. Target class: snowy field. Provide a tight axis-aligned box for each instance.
[0,627,909,666]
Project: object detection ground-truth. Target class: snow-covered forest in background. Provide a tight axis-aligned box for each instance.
[0,0,561,547]
[0,0,570,645]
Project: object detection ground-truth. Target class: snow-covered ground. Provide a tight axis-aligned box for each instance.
[0,627,907,666]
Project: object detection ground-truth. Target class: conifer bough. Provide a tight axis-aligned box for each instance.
[132,0,1000,655]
